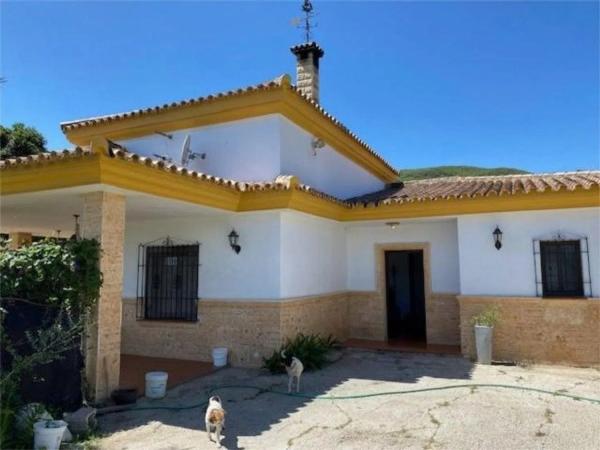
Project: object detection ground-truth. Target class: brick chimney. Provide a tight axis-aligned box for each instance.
[290,42,324,103]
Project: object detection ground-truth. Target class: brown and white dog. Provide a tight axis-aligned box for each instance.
[281,350,304,393]
[205,395,226,448]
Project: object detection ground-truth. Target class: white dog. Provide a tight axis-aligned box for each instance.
[205,395,226,447]
[281,350,304,393]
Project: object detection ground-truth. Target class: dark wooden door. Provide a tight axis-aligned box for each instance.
[385,250,426,340]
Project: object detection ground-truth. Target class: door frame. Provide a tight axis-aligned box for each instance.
[375,243,432,341]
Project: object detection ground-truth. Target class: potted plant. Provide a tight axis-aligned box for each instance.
[470,306,500,364]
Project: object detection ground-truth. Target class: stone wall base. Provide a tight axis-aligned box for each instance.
[121,292,348,367]
[458,296,600,366]
[122,293,599,368]
[121,290,459,367]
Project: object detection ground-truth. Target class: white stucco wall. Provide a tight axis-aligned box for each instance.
[279,117,385,199]
[279,211,346,297]
[457,207,600,297]
[122,211,281,300]
[345,219,461,294]
[117,115,281,182]
[117,114,386,199]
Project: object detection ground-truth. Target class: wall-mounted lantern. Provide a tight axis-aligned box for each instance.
[493,226,503,250]
[228,229,241,254]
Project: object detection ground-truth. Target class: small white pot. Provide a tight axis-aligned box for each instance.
[474,325,494,364]
[33,420,67,450]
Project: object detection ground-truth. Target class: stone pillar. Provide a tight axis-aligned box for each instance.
[81,191,126,401]
[8,232,32,249]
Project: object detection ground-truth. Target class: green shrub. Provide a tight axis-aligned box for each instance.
[470,306,501,327]
[0,238,102,315]
[0,238,102,448]
[262,333,339,374]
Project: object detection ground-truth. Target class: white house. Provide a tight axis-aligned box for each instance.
[1,41,598,401]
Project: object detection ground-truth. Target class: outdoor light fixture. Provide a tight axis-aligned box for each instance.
[493,226,503,250]
[228,229,241,254]
[386,222,400,229]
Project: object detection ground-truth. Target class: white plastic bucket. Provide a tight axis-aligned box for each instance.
[212,347,228,367]
[145,371,168,398]
[33,420,67,450]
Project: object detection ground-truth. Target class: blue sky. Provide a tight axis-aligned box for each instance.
[1,1,598,172]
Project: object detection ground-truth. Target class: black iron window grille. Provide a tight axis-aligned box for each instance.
[137,237,201,321]
[533,232,591,298]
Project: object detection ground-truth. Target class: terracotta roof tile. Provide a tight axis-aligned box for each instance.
[2,146,597,211]
[346,171,600,206]
[60,75,291,132]
[107,147,347,205]
[59,74,396,176]
[0,147,92,169]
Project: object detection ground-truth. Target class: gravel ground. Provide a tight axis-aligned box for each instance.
[96,349,600,450]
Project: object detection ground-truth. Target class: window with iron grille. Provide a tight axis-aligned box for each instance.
[137,237,200,321]
[533,234,591,298]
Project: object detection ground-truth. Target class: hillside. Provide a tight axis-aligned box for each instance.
[397,166,529,182]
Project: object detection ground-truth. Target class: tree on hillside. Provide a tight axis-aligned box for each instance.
[0,123,47,160]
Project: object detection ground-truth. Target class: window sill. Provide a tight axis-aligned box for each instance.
[134,318,199,327]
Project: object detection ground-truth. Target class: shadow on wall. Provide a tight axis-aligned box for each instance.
[98,349,474,449]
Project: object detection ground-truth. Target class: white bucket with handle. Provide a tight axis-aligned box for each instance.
[33,420,67,450]
[145,371,168,398]
[212,347,228,367]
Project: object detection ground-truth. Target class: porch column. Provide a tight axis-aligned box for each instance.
[81,191,126,401]
[8,231,32,249]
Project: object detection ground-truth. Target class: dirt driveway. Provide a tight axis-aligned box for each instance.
[97,349,600,449]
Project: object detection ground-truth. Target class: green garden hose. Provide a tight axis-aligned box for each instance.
[99,383,600,415]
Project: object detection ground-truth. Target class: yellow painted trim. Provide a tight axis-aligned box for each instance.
[279,91,397,182]
[66,90,286,145]
[97,154,240,211]
[342,186,600,221]
[62,86,397,182]
[0,155,102,195]
[1,158,598,220]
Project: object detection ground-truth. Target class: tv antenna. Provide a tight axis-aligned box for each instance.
[291,0,317,43]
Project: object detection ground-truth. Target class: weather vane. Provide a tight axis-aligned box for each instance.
[292,0,317,43]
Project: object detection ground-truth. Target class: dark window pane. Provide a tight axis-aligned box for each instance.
[142,244,199,321]
[540,240,584,297]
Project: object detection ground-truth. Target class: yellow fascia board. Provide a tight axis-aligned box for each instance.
[2,156,598,220]
[64,89,286,145]
[63,87,397,183]
[0,155,102,195]
[343,186,600,221]
[279,92,397,183]
[98,154,240,210]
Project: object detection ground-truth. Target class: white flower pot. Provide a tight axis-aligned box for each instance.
[474,325,494,364]
[33,420,67,450]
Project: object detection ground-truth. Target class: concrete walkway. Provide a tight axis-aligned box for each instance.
[97,349,600,449]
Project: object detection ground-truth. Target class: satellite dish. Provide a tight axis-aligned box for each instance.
[181,134,192,166]
[180,134,206,167]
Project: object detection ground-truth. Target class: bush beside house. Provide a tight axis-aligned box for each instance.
[0,238,102,448]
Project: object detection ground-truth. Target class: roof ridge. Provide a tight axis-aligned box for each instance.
[60,74,291,129]
[404,170,600,184]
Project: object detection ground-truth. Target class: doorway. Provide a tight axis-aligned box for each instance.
[385,250,426,341]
